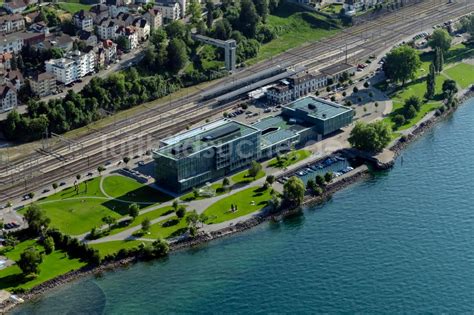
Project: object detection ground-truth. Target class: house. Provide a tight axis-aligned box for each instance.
[77,30,98,47]
[0,32,25,53]
[115,26,138,51]
[101,39,117,64]
[97,18,118,40]
[73,10,94,32]
[0,83,17,111]
[143,8,163,30]
[132,17,149,41]
[108,4,129,18]
[3,0,27,14]
[0,14,25,34]
[28,21,50,34]
[6,69,23,90]
[89,4,109,23]
[155,0,181,21]
[115,12,135,26]
[29,72,56,97]
[0,52,13,70]
[35,34,74,52]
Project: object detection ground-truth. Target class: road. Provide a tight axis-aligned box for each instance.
[0,0,471,206]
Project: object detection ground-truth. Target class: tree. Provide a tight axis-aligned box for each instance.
[253,0,269,22]
[353,86,359,93]
[206,0,215,28]
[123,156,130,165]
[97,165,106,175]
[306,179,317,193]
[172,199,179,212]
[192,187,199,199]
[266,175,275,185]
[222,177,230,187]
[392,114,406,127]
[128,203,140,220]
[176,206,186,219]
[17,247,42,276]
[214,19,232,40]
[24,204,50,235]
[324,172,333,183]
[348,121,392,153]
[442,79,458,99]
[167,38,188,74]
[403,104,417,119]
[102,215,116,230]
[152,238,169,256]
[405,96,421,111]
[248,160,262,179]
[186,210,200,236]
[428,28,452,53]
[141,217,151,233]
[315,174,326,187]
[282,176,305,207]
[425,62,436,99]
[43,236,55,254]
[239,0,259,38]
[268,195,281,213]
[76,174,81,180]
[52,182,58,192]
[383,46,421,85]
[28,192,35,200]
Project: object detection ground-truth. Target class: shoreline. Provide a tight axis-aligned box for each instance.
[2,89,473,314]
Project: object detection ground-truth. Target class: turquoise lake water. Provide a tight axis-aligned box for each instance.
[14,99,474,314]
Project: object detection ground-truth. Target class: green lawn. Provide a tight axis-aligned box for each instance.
[22,176,167,236]
[102,175,172,203]
[444,63,474,89]
[106,205,176,237]
[320,3,343,15]
[204,186,272,224]
[57,2,92,13]
[0,241,86,291]
[247,2,341,64]
[147,215,189,239]
[180,183,227,202]
[90,240,149,258]
[268,149,311,168]
[231,169,265,185]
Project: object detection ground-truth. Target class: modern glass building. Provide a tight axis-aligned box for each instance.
[153,120,261,193]
[153,96,353,193]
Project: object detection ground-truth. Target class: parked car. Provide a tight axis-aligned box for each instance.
[59,182,66,186]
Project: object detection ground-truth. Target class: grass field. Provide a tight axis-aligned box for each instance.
[90,240,149,258]
[57,2,92,13]
[231,169,265,185]
[320,3,343,15]
[24,176,167,236]
[444,63,474,89]
[180,183,227,202]
[268,150,311,168]
[102,175,172,203]
[0,240,86,291]
[204,186,272,224]
[247,3,341,64]
[147,215,189,239]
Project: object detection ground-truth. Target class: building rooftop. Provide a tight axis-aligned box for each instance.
[283,96,352,121]
[156,119,259,159]
[320,63,354,76]
[254,116,310,148]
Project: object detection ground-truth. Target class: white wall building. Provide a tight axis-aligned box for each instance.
[0,33,24,53]
[45,50,96,85]
[73,10,94,32]
[143,8,163,30]
[0,14,25,34]
[0,83,17,111]
[97,19,119,40]
[155,1,181,21]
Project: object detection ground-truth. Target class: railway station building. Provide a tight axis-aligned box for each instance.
[153,96,353,193]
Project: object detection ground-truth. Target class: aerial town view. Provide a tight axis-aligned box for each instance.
[0,0,473,312]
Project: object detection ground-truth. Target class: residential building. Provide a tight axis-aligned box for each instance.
[143,8,163,30]
[132,17,150,41]
[343,0,382,15]
[35,34,74,52]
[97,18,118,40]
[153,119,261,192]
[89,4,110,23]
[108,4,129,18]
[73,10,94,32]
[3,0,27,14]
[5,69,23,90]
[0,83,17,111]
[30,72,56,97]
[320,63,355,81]
[101,39,117,64]
[155,0,181,21]
[116,12,135,26]
[0,14,25,34]
[78,30,98,47]
[177,0,186,18]
[0,32,25,53]
[28,22,50,34]
[115,26,138,51]
[45,50,96,84]
[0,52,13,70]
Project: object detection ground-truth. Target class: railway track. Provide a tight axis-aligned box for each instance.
[0,0,472,204]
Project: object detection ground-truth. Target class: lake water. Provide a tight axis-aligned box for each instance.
[13,99,474,314]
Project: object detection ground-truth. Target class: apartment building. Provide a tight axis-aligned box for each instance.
[155,0,181,21]
[30,72,57,97]
[45,50,96,85]
[0,83,17,111]
[73,10,94,32]
[0,14,25,34]
[143,8,163,30]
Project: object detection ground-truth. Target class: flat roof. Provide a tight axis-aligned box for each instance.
[156,119,259,159]
[283,96,352,121]
[320,63,354,76]
[254,116,310,148]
